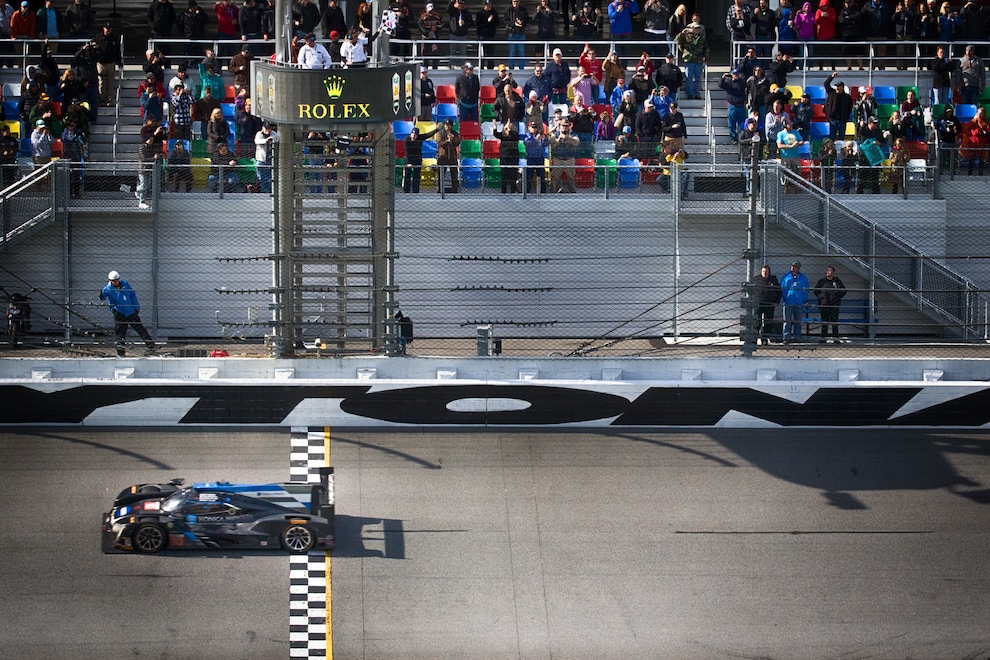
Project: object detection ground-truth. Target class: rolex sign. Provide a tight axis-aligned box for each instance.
[251,62,419,127]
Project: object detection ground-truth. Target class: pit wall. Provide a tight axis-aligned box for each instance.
[2,356,989,427]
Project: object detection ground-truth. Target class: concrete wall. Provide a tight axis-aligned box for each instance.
[1,355,987,428]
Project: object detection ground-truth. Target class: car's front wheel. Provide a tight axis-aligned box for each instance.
[132,523,167,554]
[280,524,316,554]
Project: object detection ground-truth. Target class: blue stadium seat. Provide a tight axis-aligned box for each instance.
[810,122,830,139]
[221,103,236,119]
[955,104,978,122]
[433,103,458,123]
[805,87,826,102]
[421,140,438,158]
[873,86,897,103]
[392,120,415,141]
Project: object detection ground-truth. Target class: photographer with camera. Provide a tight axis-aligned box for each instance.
[30,119,53,169]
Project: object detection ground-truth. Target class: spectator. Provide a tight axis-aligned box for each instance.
[492,63,515,97]
[610,77,627,114]
[522,63,550,107]
[629,64,653,107]
[137,73,165,115]
[170,82,194,140]
[935,105,961,174]
[57,68,83,105]
[813,0,836,70]
[813,266,846,341]
[214,0,240,54]
[836,0,866,71]
[209,141,239,192]
[455,61,480,122]
[959,105,990,175]
[854,86,877,137]
[198,56,225,99]
[354,1,375,56]
[141,81,165,123]
[779,260,809,343]
[568,66,594,109]
[35,0,63,40]
[419,66,436,121]
[402,125,438,193]
[752,0,776,58]
[768,50,797,89]
[167,65,190,95]
[321,0,346,40]
[777,6,796,57]
[10,1,35,40]
[549,118,579,192]
[791,91,813,140]
[959,45,985,105]
[475,0,498,70]
[228,44,253,93]
[95,23,122,107]
[793,2,815,67]
[497,122,520,192]
[137,118,166,207]
[823,72,852,140]
[602,52,625,100]
[608,0,639,55]
[614,88,637,136]
[239,0,262,51]
[166,138,193,192]
[578,45,603,103]
[931,44,957,107]
[504,0,528,70]
[61,118,85,196]
[891,0,915,70]
[863,0,891,69]
[661,100,686,151]
[636,51,656,81]
[30,119,53,173]
[641,0,670,57]
[746,65,771,123]
[569,90,595,150]
[254,121,278,193]
[667,2,688,41]
[294,0,321,38]
[388,0,413,58]
[888,136,912,193]
[449,0,474,61]
[572,1,601,41]
[524,91,545,130]
[100,272,156,356]
[674,14,708,100]
[735,47,761,80]
[522,121,548,193]
[900,89,924,140]
[544,48,571,104]
[148,0,177,48]
[178,1,210,67]
[719,68,748,144]
[419,3,443,69]
[298,32,332,68]
[635,96,662,145]
[0,123,17,187]
[739,116,762,164]
[765,98,788,158]
[435,117,460,193]
[656,52,683,103]
[494,83,524,126]
[725,0,753,47]
[29,94,60,136]
[206,107,230,153]
[753,264,781,344]
[193,85,221,139]
[64,0,92,40]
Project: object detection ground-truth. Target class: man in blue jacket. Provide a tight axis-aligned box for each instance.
[100,270,156,357]
[779,260,809,343]
[719,68,748,144]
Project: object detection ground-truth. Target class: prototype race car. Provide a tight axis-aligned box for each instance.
[102,470,334,554]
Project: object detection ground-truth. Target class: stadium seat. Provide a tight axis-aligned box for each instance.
[480,121,495,139]
[483,158,501,187]
[433,103,458,123]
[1,101,17,119]
[421,140,438,158]
[460,139,481,157]
[221,103,235,119]
[2,119,19,139]
[51,139,63,158]
[876,103,897,120]
[392,120,415,141]
[415,120,437,135]
[812,103,826,121]
[459,121,481,139]
[479,85,496,104]
[805,87,826,102]
[956,104,978,122]
[394,157,404,186]
[873,86,896,103]
[461,157,483,187]
[482,139,499,158]
[907,140,928,159]
[435,85,456,104]
[191,157,211,189]
[844,121,857,138]
[810,122,830,139]
[394,139,405,158]
[617,156,641,188]
[575,157,595,187]
[420,158,438,185]
[167,138,191,153]
[480,103,495,122]
[595,158,618,188]
[225,85,236,101]
[786,85,803,100]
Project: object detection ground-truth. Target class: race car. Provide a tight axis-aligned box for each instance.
[101,469,334,554]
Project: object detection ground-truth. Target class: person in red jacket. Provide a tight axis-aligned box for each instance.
[10,1,35,39]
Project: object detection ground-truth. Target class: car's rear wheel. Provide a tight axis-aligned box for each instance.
[280,524,315,554]
[132,523,167,554]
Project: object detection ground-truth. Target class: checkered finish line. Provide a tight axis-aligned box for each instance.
[289,427,332,658]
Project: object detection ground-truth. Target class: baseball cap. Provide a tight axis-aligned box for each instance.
[791,261,801,269]
[665,52,674,59]
[464,62,474,69]
[20,1,27,7]
[426,2,434,9]
[108,270,120,281]
[835,81,845,87]
[330,30,340,40]
[730,68,739,75]
[241,44,250,52]
[35,119,45,127]
[644,98,653,107]
[858,85,867,93]
[622,125,632,134]
[868,115,879,123]
[552,48,562,57]
[498,64,507,72]
[637,65,646,72]
[420,65,428,72]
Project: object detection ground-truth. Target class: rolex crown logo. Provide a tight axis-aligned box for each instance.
[324,75,345,100]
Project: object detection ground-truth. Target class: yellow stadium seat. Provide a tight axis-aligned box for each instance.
[191,157,211,189]
[786,85,803,101]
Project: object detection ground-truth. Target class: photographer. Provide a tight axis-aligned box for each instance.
[254,122,279,193]
[137,118,166,208]
[30,119,53,168]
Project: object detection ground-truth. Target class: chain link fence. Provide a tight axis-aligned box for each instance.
[1,154,989,358]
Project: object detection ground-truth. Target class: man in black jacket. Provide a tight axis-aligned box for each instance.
[813,266,846,342]
[455,62,481,122]
[823,72,852,140]
[753,264,781,344]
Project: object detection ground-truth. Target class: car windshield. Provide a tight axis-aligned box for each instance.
[161,488,194,513]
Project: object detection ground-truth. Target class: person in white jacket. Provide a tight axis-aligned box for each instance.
[298,33,333,69]
[254,122,280,193]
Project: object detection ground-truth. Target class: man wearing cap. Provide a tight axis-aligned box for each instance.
[790,92,813,141]
[549,117,579,192]
[629,64,653,107]
[572,1,601,40]
[504,0,528,70]
[813,266,846,342]
[228,44,253,93]
[522,120,548,193]
[719,68,748,144]
[779,260,809,343]
[419,66,436,121]
[655,52,683,102]
[854,85,877,138]
[298,33,332,68]
[824,71,852,140]
[418,3,444,69]
[455,61,481,121]
[545,48,571,104]
[95,22,123,106]
[448,0,474,62]
[493,63,514,97]
[475,0,498,70]
[254,121,279,193]
[327,30,343,62]
[30,119,52,168]
[636,97,662,146]
[436,118,461,193]
[10,1,35,40]
[100,272,156,357]
[674,13,708,99]
[178,1,209,66]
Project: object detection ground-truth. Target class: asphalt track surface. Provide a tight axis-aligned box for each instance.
[2,427,989,660]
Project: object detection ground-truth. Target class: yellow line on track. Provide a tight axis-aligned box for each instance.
[324,425,333,659]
